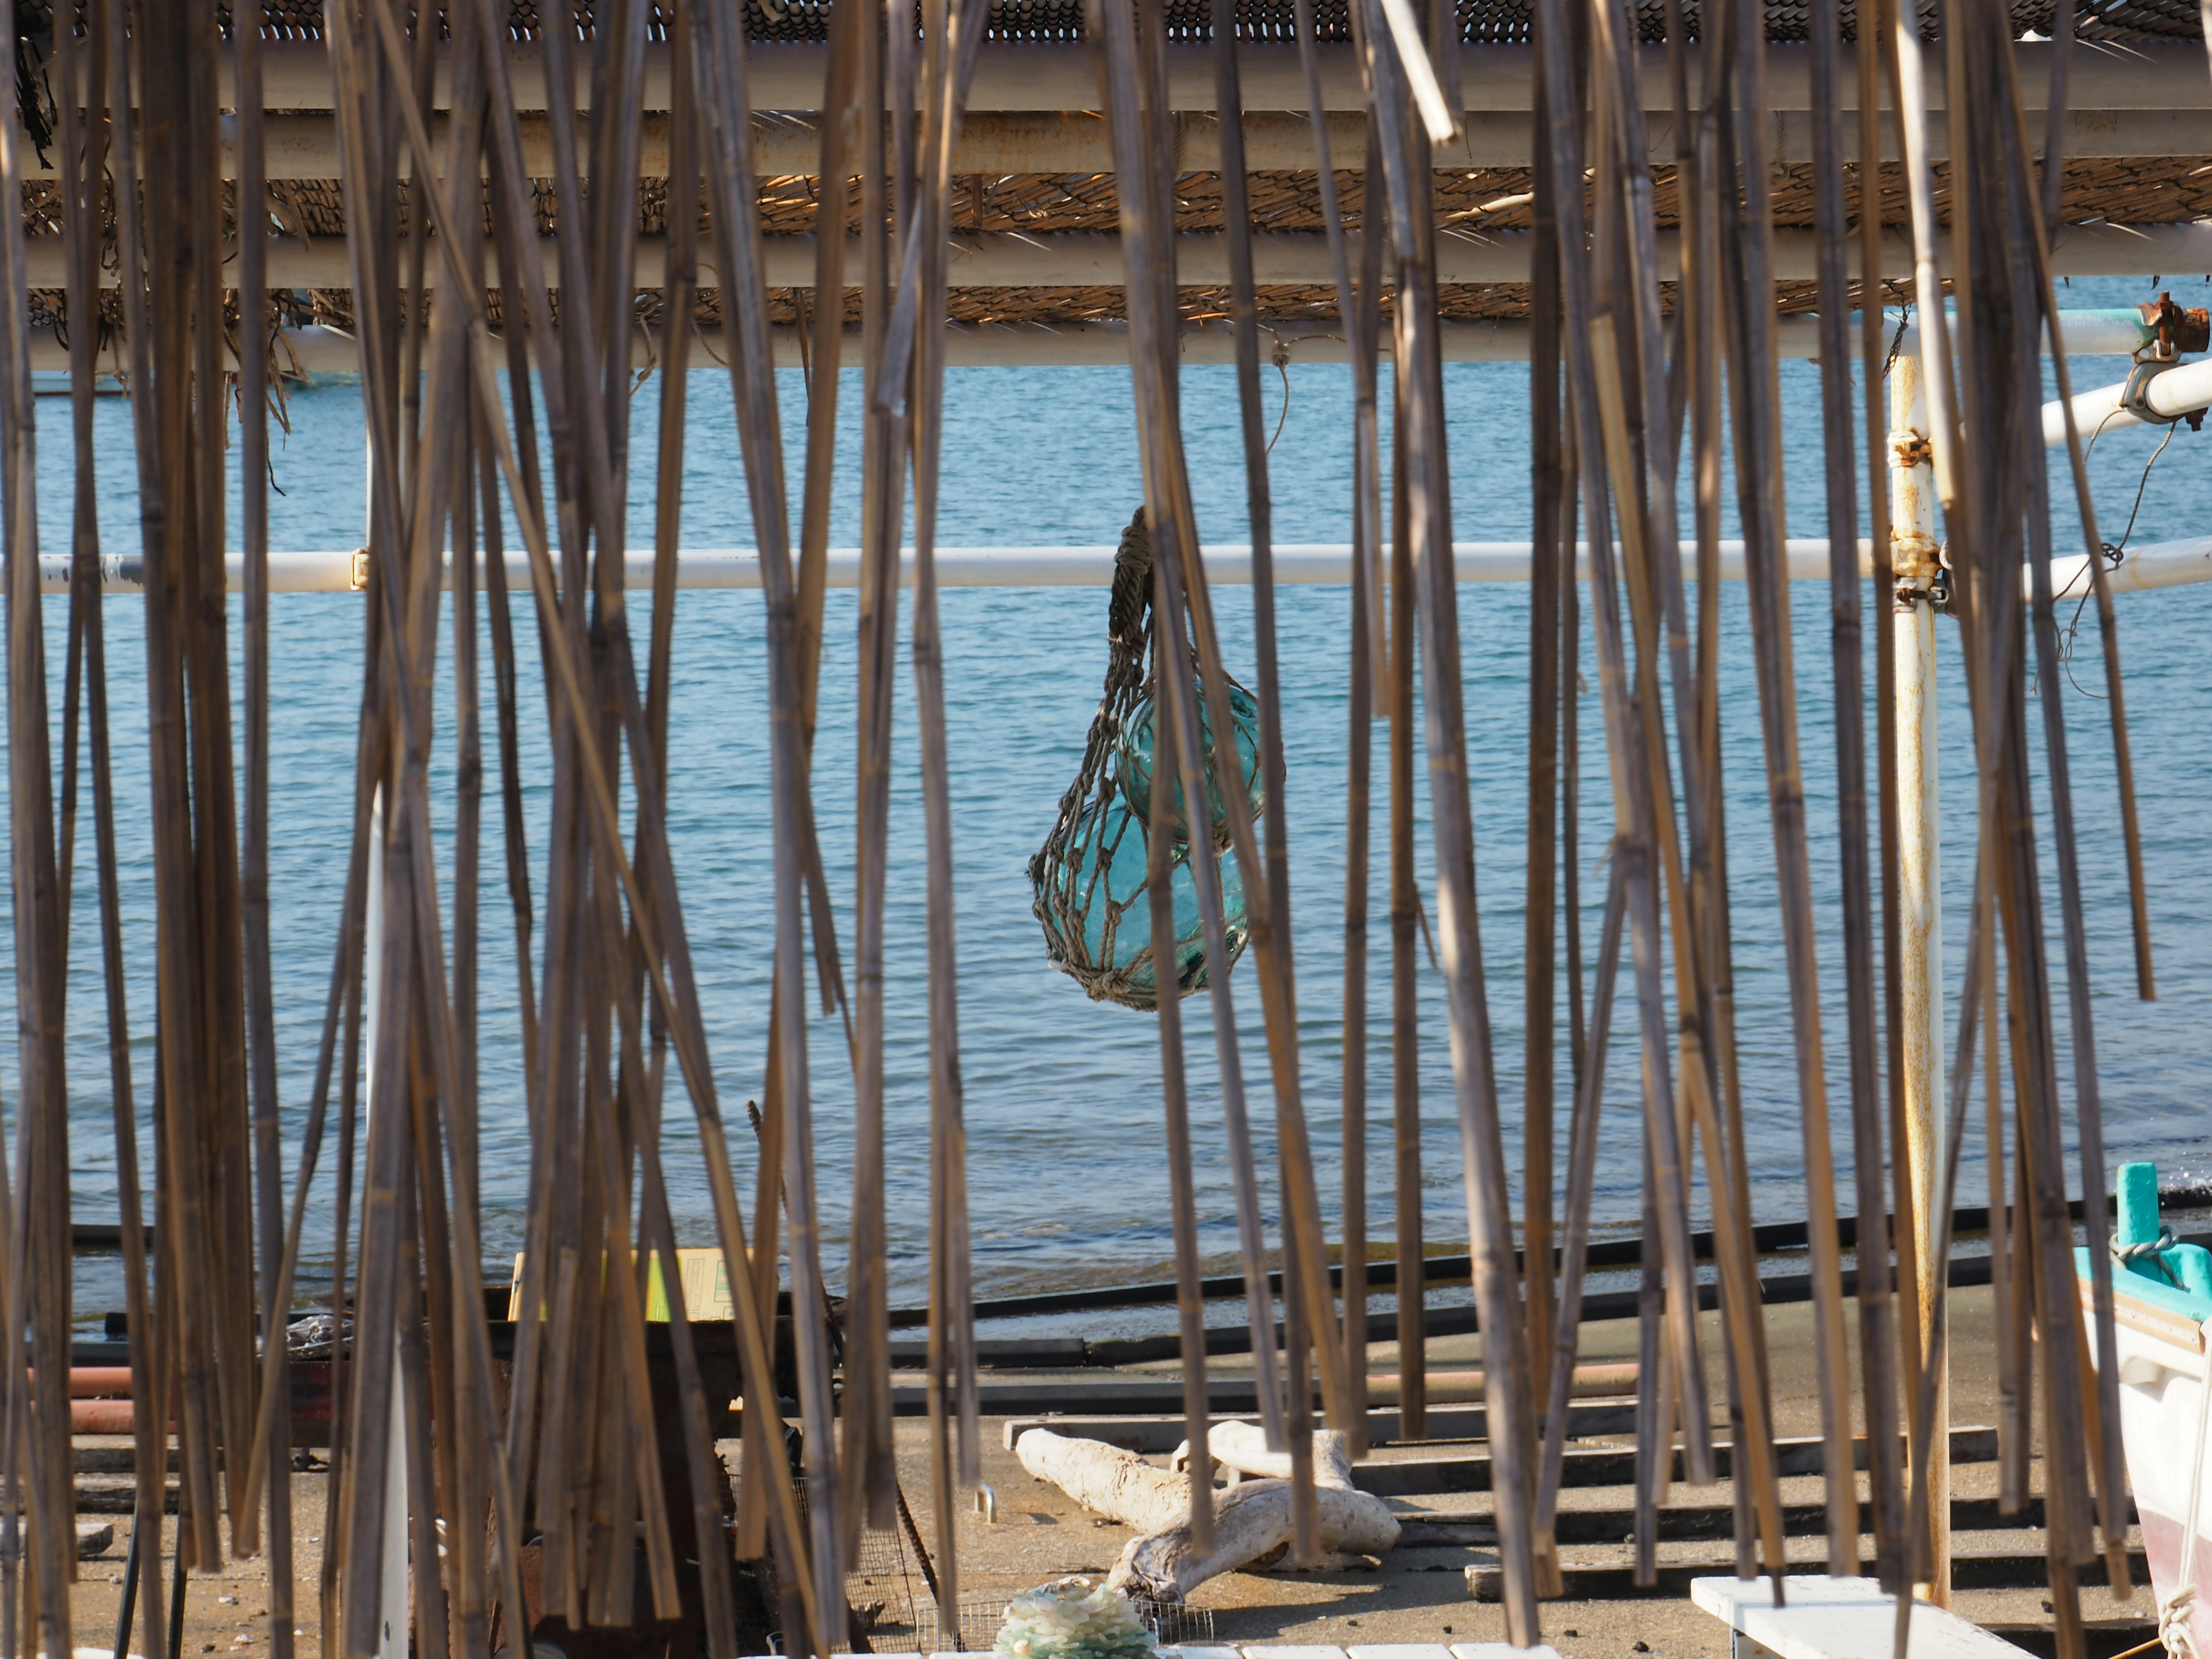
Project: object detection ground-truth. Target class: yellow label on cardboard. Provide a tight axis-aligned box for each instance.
[506,1248,737,1323]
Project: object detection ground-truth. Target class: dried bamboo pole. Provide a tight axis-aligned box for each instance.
[323,885,366,1659]
[1923,29,2097,1634]
[1843,0,1911,1594]
[232,702,381,1561]
[1705,0,1858,1590]
[1205,0,1330,1540]
[910,0,992,1616]
[1385,340,1425,1445]
[471,0,751,1615]
[1291,0,1384,1415]
[1590,0,1770,1521]
[1978,65,2126,1599]
[444,427,493,1659]
[179,2,257,1535]
[1086,0,1292,1472]
[1671,0,1759,1576]
[1847,0,1919,1593]
[0,0,72,1630]
[130,0,233,1570]
[54,0,103,925]
[1522,0,1565,1429]
[1893,883,1994,1656]
[796,0,855,762]
[338,5,585,1640]
[395,1184,451,1659]
[623,26,738,1659]
[440,3,823,1654]
[231,0,297,1612]
[1361,1,1540,1627]
[1631,1120,1667,1587]
[73,13,163,1652]
[1532,861,1625,1569]
[324,9,447,1634]
[97,1,171,1630]
[1938,3,2100,1614]
[395,8,436,474]
[1134,536,1217,1559]
[773,0,858,1195]
[635,1111,741,1659]
[1983,33,2133,1574]
[1213,0,1332,1499]
[1336,346,1376,1421]
[649,2,699,786]
[1533,0,1726,1573]
[467,0,582,1558]
[1116,0,1350,1487]
[199,0,389,1610]
[1806,0,1883,1577]
[1881,0,1933,1525]
[338,2,546,1638]
[0,1066,30,1657]
[1979,941,2020,1515]
[740,0,859,1577]
[844,0,912,1565]
[688,0,850,1613]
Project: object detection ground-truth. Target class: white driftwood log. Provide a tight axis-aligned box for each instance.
[1013,1427,1194,1532]
[1014,1426,1400,1603]
[1172,1420,1359,1487]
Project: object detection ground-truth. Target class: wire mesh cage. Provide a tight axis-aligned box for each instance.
[1029,509,1262,1012]
[776,1476,926,1654]
[842,1524,925,1652]
[941,1582,1217,1653]
[1132,1596,1219,1649]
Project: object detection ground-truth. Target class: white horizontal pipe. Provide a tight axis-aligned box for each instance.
[42,537,2212,595]
[31,309,2153,381]
[2043,355,2212,445]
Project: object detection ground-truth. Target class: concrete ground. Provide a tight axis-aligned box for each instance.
[59,1285,2149,1659]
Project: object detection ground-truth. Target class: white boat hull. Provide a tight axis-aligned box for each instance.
[2086,1278,2212,1652]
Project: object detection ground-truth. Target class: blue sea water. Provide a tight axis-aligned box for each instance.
[16,272,2212,1324]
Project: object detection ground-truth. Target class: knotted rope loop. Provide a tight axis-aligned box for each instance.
[2162,1584,2200,1659]
[2114,1226,2180,1265]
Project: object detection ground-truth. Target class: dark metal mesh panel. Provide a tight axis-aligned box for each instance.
[148,0,2210,50]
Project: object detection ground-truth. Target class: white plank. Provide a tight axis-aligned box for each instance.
[1691,1575,2032,1659]
[1351,1645,1460,1659]
[1450,1644,1562,1659]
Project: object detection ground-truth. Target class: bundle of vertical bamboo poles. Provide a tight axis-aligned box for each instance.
[0,0,2156,1657]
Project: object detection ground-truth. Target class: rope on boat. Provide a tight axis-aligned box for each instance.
[2113,1225,2181,1266]
[2169,1292,2212,1659]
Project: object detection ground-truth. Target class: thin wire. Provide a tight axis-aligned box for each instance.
[1265,351,1292,456]
[2056,418,2177,700]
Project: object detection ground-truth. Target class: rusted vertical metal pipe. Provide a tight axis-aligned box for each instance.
[1888,349,1951,1601]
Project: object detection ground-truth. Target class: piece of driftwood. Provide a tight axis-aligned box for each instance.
[1014,1426,1400,1601]
[1169,1419,1353,1485]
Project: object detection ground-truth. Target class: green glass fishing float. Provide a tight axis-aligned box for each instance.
[1118,680,1262,844]
[1029,509,1264,1009]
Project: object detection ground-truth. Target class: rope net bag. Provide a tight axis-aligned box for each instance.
[1029,509,1266,1009]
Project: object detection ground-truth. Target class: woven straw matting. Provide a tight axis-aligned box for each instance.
[21,150,2207,329]
[47,0,2195,49]
[35,156,2200,245]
